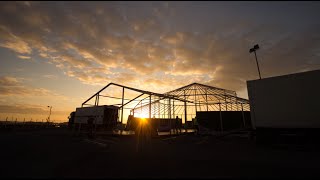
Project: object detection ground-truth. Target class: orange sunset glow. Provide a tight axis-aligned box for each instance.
[0,1,319,123]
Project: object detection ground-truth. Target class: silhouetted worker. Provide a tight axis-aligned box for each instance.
[175,116,180,134]
[87,117,94,139]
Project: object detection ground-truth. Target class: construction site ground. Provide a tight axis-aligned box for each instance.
[1,128,320,178]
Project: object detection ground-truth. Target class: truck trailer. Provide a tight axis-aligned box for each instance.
[73,105,119,131]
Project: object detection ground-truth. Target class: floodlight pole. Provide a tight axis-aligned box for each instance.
[250,44,262,80]
[253,50,262,80]
[47,106,52,123]
[121,87,124,124]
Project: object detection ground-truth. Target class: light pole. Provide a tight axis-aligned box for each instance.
[47,106,52,123]
[249,44,262,80]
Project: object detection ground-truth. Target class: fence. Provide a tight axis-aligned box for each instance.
[0,117,66,131]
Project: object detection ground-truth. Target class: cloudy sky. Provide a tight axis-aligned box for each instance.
[1,1,320,122]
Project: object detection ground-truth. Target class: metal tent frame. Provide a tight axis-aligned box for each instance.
[81,82,250,125]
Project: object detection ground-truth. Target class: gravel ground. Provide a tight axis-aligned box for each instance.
[0,128,320,178]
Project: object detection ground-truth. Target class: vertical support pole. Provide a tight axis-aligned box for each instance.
[172,100,175,119]
[219,100,223,133]
[254,50,262,80]
[184,90,187,132]
[97,93,99,106]
[205,89,208,111]
[194,88,197,114]
[235,92,239,111]
[166,99,170,119]
[166,99,168,119]
[121,87,124,124]
[163,100,166,118]
[162,102,165,119]
[95,95,98,106]
[152,98,154,118]
[168,98,171,119]
[149,95,151,119]
[241,103,246,129]
[158,98,160,118]
[224,90,227,111]
[194,88,197,133]
[168,98,172,134]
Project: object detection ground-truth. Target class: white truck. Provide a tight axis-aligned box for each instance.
[73,105,119,130]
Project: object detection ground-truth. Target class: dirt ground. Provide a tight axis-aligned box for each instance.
[0,128,320,178]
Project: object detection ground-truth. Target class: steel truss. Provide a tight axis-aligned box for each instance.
[81,82,250,124]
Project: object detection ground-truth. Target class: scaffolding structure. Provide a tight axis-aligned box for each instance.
[132,83,250,124]
[81,82,250,124]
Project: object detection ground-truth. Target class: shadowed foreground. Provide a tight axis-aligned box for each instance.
[1,128,320,178]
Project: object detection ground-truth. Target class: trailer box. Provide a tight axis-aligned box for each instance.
[196,111,252,132]
[74,105,119,128]
[247,70,320,142]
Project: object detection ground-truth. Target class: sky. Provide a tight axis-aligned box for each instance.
[0,1,320,122]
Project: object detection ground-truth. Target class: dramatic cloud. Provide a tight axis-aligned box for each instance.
[0,1,320,101]
[43,74,58,79]
[0,76,65,97]
[0,75,72,121]
[0,26,32,54]
[0,76,19,86]
[17,55,31,60]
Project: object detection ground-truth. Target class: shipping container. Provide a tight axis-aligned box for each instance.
[196,111,251,132]
[125,115,182,133]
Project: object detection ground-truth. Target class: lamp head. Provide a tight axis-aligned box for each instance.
[249,44,260,53]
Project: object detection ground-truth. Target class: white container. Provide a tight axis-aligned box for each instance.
[74,105,119,125]
[247,69,320,129]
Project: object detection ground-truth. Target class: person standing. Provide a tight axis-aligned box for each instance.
[175,116,180,135]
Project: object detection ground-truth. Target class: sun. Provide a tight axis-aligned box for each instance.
[134,112,149,118]
[140,118,147,124]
